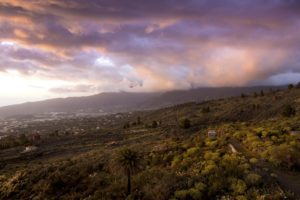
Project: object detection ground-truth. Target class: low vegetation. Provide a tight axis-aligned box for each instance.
[1,85,300,199]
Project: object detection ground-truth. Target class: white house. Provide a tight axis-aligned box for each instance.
[208,130,217,138]
[22,146,38,153]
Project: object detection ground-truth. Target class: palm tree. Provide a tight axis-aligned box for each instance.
[116,148,141,196]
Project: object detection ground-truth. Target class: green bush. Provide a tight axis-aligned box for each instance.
[230,179,247,195]
[245,173,261,186]
[185,147,200,157]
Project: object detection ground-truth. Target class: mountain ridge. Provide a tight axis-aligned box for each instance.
[0,86,286,118]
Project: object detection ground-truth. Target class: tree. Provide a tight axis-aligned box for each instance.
[288,84,294,90]
[123,122,130,129]
[180,118,191,129]
[152,120,158,128]
[282,104,296,117]
[18,133,29,145]
[137,116,141,125]
[116,149,142,196]
[260,90,264,96]
[253,92,258,98]
[241,93,246,98]
[132,122,137,126]
[202,106,210,113]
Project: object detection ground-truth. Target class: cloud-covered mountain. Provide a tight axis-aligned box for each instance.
[0,86,284,118]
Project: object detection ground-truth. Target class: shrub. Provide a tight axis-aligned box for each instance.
[152,121,158,128]
[268,144,300,169]
[135,169,182,200]
[174,190,189,199]
[201,107,210,113]
[282,105,296,117]
[236,195,247,200]
[249,158,258,165]
[131,122,137,126]
[204,151,220,161]
[230,179,247,195]
[245,173,261,186]
[184,147,200,158]
[123,122,130,129]
[180,118,191,129]
[260,90,264,96]
[171,156,181,168]
[188,188,203,199]
[194,182,206,191]
[201,162,218,175]
[137,116,142,125]
[176,187,204,199]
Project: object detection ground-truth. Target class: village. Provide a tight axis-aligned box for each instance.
[0,111,133,135]
[0,111,135,153]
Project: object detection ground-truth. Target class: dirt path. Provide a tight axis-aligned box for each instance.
[274,170,300,198]
[229,138,300,199]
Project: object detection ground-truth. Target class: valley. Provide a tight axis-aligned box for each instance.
[0,86,300,199]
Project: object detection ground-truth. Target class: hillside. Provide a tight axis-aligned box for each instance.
[143,86,298,125]
[0,92,159,118]
[0,86,283,118]
[0,86,300,199]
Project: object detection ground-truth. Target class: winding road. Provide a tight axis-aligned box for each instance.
[229,138,300,199]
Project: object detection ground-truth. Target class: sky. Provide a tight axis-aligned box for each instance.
[0,0,300,106]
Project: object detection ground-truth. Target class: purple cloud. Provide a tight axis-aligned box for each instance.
[0,0,299,100]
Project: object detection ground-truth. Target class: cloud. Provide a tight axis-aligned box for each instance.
[49,84,96,94]
[0,0,299,102]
